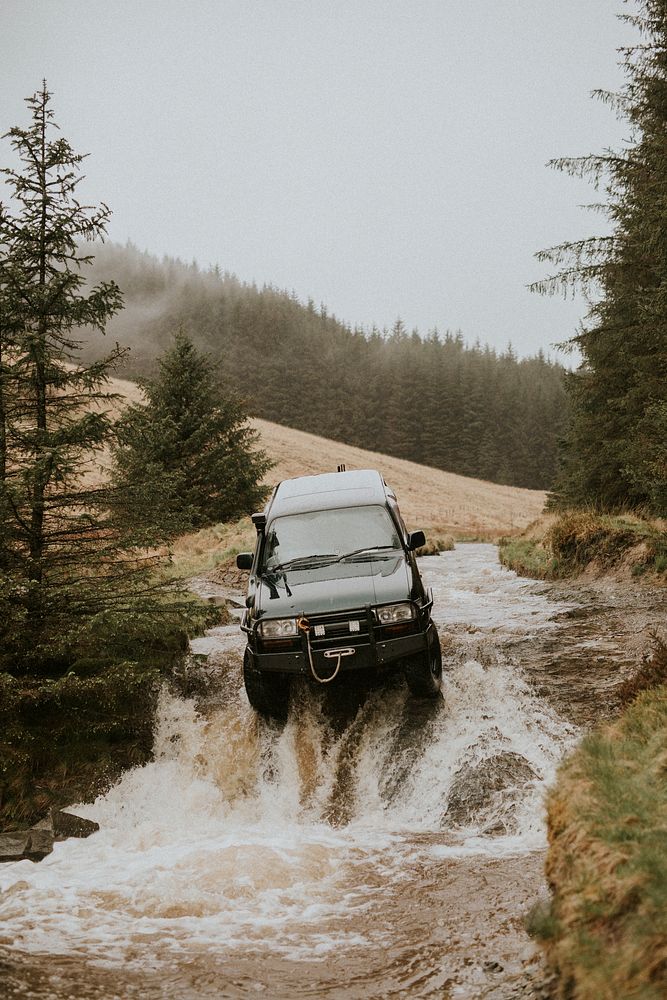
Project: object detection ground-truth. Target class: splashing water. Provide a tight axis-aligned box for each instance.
[0,544,580,997]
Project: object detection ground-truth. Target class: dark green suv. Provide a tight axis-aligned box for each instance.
[236,469,442,718]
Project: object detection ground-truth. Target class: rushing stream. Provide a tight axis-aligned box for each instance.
[0,544,619,998]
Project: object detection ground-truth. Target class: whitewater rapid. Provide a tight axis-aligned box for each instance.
[0,544,580,997]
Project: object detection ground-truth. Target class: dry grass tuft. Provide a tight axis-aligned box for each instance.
[414,535,455,556]
[618,638,667,705]
[547,511,644,568]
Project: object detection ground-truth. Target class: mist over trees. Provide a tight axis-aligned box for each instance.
[535,0,667,515]
[81,241,569,491]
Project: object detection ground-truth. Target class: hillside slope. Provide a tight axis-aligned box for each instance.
[253,417,545,535]
[82,241,568,491]
[103,375,545,536]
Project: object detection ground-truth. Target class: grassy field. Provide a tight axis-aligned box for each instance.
[251,416,546,537]
[97,374,548,582]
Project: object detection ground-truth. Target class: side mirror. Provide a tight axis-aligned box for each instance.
[407,530,426,552]
[236,552,253,570]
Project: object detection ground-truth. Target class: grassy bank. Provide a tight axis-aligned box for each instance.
[499,511,667,581]
[530,642,667,999]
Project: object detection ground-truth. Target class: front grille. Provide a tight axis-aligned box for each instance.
[258,635,301,653]
[306,610,371,641]
[314,618,366,639]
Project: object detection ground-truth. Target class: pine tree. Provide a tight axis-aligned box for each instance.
[112,331,271,534]
[0,83,151,665]
[534,2,667,514]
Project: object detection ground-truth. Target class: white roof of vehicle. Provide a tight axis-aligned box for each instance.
[268,469,392,518]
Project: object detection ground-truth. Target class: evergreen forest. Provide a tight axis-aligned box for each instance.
[535,0,667,515]
[80,241,569,491]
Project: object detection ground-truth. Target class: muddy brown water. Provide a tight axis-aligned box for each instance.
[1,544,663,999]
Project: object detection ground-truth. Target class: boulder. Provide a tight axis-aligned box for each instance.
[0,832,30,863]
[52,808,99,840]
[25,816,54,860]
[0,808,98,863]
[444,751,539,832]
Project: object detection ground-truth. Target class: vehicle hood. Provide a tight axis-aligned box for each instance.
[253,555,413,619]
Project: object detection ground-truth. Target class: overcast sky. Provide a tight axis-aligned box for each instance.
[1,1,637,358]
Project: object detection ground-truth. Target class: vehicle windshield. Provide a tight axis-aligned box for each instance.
[262,505,402,573]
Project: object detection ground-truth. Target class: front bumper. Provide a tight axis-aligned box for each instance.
[246,626,431,675]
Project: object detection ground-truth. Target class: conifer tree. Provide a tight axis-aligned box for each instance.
[534,1,667,514]
[112,331,271,534]
[0,84,194,675]
[0,83,151,665]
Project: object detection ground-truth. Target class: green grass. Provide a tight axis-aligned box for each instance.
[534,648,667,999]
[0,664,161,827]
[498,537,561,579]
[164,517,256,580]
[653,553,667,574]
[500,511,667,581]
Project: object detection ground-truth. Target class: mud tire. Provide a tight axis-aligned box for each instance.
[404,628,442,698]
[243,650,290,720]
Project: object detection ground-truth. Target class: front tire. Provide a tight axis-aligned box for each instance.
[243,649,291,720]
[404,627,442,698]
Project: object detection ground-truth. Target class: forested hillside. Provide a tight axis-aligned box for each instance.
[534,0,667,516]
[81,241,568,489]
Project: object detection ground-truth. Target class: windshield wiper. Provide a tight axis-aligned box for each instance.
[266,553,338,574]
[266,546,399,574]
[335,544,399,563]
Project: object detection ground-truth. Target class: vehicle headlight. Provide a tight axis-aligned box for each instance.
[258,618,298,639]
[375,603,415,624]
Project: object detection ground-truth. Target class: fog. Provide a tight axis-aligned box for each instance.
[0,1,638,357]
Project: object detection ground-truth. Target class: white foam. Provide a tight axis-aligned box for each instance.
[0,543,579,969]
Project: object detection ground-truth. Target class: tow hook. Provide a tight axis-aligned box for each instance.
[297,616,355,684]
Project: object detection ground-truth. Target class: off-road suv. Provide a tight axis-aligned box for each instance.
[236,469,442,718]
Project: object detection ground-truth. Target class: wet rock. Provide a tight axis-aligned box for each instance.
[444,752,539,829]
[25,816,54,860]
[206,560,249,591]
[52,808,99,840]
[481,817,511,836]
[0,809,98,864]
[0,819,53,863]
[0,832,30,863]
[484,960,504,973]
